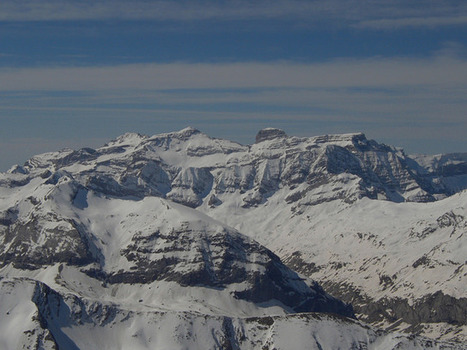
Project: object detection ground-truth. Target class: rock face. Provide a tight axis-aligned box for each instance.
[1,216,96,270]
[255,128,288,143]
[1,127,466,347]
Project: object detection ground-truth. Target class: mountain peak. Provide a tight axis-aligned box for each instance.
[112,132,147,145]
[176,126,201,137]
[255,128,288,143]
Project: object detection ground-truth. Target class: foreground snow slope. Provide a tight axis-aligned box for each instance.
[0,278,462,350]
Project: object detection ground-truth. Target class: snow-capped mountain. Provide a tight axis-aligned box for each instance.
[0,176,353,317]
[1,127,466,348]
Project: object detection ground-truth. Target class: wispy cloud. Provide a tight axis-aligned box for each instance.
[1,56,466,91]
[1,54,466,129]
[0,0,338,22]
[1,0,467,30]
[356,15,467,29]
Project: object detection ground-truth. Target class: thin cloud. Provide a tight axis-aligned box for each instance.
[0,0,339,22]
[356,15,467,29]
[1,56,466,91]
[1,56,465,128]
[1,0,466,31]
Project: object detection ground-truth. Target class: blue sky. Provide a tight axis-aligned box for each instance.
[1,0,466,170]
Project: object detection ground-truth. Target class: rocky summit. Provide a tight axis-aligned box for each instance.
[0,127,466,349]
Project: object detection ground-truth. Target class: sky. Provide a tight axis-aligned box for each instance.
[1,0,467,171]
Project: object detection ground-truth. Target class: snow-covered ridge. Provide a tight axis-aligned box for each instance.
[6,127,465,206]
[1,278,461,350]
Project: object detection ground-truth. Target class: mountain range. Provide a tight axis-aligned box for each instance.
[0,127,465,349]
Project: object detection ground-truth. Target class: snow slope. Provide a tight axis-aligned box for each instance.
[203,185,467,341]
[0,278,462,350]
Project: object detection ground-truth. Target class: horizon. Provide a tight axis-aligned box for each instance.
[1,0,466,171]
